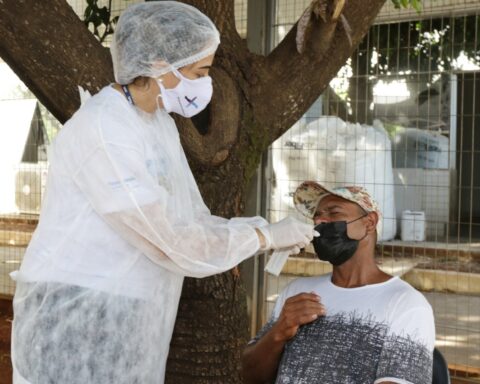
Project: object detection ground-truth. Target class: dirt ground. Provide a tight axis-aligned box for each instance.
[0,299,12,384]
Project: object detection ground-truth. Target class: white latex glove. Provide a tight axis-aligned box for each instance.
[257,217,316,251]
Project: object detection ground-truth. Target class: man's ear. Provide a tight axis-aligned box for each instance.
[365,212,379,234]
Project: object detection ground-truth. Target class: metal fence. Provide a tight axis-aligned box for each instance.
[264,0,480,378]
[0,62,58,297]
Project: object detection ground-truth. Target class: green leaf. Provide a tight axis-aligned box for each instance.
[99,6,110,25]
[84,4,92,20]
[83,0,118,41]
[390,0,423,11]
[411,0,422,12]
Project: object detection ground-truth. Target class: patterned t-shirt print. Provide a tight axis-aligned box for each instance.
[251,274,435,384]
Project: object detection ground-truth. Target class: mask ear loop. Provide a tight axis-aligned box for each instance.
[156,73,177,112]
[171,67,183,80]
[156,65,183,110]
[346,213,369,242]
[357,230,369,242]
[346,213,368,225]
[156,77,165,110]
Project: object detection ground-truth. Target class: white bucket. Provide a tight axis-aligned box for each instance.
[401,210,426,241]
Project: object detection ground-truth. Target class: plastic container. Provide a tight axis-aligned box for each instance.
[271,116,397,241]
[392,128,449,169]
[401,210,426,241]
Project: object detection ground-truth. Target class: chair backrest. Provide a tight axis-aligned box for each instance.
[432,348,450,384]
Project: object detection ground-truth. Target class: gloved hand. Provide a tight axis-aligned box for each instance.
[257,217,317,251]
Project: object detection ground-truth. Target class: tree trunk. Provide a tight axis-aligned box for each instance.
[0,0,387,382]
[166,273,250,383]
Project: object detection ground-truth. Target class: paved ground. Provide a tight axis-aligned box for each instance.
[425,291,480,375]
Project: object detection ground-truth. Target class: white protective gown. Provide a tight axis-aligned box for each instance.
[11,85,267,383]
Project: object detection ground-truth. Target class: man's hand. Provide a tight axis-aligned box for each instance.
[242,292,326,384]
[271,292,326,342]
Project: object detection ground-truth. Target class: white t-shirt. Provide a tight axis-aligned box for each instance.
[254,273,435,384]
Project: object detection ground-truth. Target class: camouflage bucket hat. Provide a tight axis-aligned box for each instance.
[293,181,382,234]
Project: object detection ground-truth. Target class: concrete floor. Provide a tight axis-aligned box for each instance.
[425,291,480,374]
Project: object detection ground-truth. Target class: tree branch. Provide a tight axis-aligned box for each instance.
[0,0,113,123]
[254,0,386,142]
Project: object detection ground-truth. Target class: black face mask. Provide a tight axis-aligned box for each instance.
[312,215,367,266]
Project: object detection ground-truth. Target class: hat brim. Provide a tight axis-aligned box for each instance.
[293,181,338,219]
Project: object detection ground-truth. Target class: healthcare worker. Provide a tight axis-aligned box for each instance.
[10,2,316,383]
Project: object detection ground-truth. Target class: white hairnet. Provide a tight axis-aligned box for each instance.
[111,1,220,84]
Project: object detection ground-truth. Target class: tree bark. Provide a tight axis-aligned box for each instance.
[0,0,113,122]
[0,0,386,382]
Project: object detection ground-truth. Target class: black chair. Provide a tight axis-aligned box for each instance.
[432,348,450,384]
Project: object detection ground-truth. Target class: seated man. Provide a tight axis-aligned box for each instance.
[242,181,435,384]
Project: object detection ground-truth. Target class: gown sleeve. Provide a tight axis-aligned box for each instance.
[68,105,263,278]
